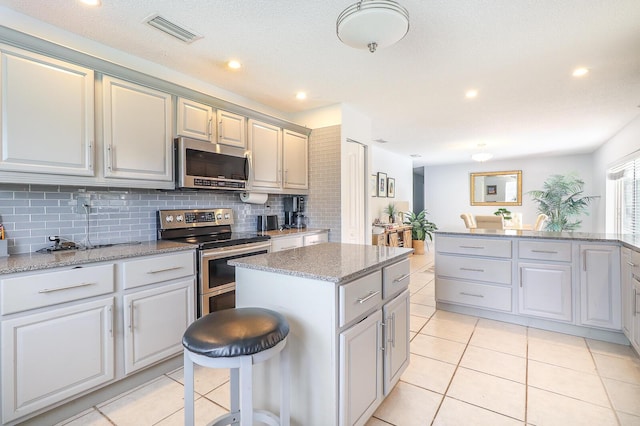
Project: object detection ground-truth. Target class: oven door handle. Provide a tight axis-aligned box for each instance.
[200,243,270,259]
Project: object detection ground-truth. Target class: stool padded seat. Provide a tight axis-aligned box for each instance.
[182,307,290,358]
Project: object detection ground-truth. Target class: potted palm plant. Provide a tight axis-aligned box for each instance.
[528,173,595,231]
[404,210,437,255]
[383,203,397,223]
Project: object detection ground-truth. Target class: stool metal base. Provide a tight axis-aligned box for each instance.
[184,338,290,426]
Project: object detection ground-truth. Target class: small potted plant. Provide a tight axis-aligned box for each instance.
[494,208,512,226]
[404,210,437,255]
[383,203,397,223]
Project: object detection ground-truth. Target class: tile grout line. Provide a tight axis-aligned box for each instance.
[587,339,623,425]
[524,326,529,425]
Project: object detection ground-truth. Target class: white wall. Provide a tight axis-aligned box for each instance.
[425,154,595,232]
[371,145,414,223]
[592,114,640,232]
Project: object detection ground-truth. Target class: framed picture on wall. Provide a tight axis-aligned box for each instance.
[387,178,396,198]
[377,172,387,197]
[486,185,497,195]
[370,174,378,197]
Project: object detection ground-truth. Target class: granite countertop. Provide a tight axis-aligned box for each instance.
[435,229,640,251]
[0,241,196,275]
[229,242,413,283]
[259,228,329,238]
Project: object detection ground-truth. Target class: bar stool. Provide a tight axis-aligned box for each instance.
[182,307,290,426]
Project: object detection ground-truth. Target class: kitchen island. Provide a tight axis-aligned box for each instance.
[434,229,640,351]
[229,242,413,426]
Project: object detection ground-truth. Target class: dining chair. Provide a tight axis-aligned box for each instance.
[475,215,504,229]
[460,213,476,229]
[534,214,549,231]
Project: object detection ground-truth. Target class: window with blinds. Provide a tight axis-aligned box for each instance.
[607,154,640,235]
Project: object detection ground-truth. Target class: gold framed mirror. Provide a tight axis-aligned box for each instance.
[470,170,522,206]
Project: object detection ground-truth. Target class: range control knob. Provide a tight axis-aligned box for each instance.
[165,215,174,223]
[176,215,184,222]
[217,214,223,220]
[224,213,230,219]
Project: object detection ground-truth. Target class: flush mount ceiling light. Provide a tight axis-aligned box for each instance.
[296,92,307,100]
[465,89,479,99]
[471,144,493,162]
[337,0,410,53]
[227,60,242,69]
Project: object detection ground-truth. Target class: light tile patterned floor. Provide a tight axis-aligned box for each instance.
[57,251,640,426]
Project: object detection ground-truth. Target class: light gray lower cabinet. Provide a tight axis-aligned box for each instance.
[0,250,196,424]
[579,244,621,330]
[382,288,410,395]
[518,262,572,321]
[633,277,640,352]
[123,279,194,374]
[622,248,634,337]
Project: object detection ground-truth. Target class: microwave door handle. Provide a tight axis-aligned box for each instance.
[245,152,251,181]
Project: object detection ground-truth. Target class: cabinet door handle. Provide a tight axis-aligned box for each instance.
[106,144,113,171]
[129,302,134,331]
[379,321,386,352]
[356,290,380,304]
[208,118,213,138]
[391,312,396,348]
[38,282,95,293]
[108,305,113,337]
[219,120,223,139]
[147,266,183,274]
[459,245,484,249]
[531,250,558,254]
[393,273,410,283]
[460,267,484,273]
[88,141,93,170]
[284,169,288,185]
[627,261,637,267]
[460,292,484,298]
[635,289,639,316]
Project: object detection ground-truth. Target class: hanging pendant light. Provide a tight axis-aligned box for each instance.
[337,0,410,53]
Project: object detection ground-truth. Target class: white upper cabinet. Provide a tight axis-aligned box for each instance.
[248,119,282,189]
[176,97,214,142]
[102,75,173,182]
[0,44,94,176]
[217,109,246,148]
[282,129,308,190]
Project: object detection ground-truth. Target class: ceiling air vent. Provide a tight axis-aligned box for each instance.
[144,14,202,44]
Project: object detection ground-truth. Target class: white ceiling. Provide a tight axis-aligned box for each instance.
[1,0,639,166]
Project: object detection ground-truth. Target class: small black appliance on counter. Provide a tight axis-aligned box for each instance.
[257,215,278,231]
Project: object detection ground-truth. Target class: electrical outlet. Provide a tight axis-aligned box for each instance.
[77,196,90,212]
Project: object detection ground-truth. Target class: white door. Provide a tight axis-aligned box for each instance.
[102,75,172,182]
[1,298,114,424]
[283,129,308,190]
[342,140,366,244]
[0,44,94,176]
[519,263,572,321]
[339,310,383,426]
[248,119,281,189]
[633,279,640,351]
[176,98,213,141]
[579,245,621,330]
[217,109,246,148]
[383,289,410,395]
[123,279,194,374]
[621,248,633,337]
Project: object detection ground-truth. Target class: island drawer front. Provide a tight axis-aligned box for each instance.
[436,255,511,285]
[339,270,382,327]
[382,258,411,299]
[519,240,572,262]
[436,278,512,312]
[436,236,512,258]
[303,232,328,246]
[122,251,194,289]
[1,264,115,315]
[271,236,304,252]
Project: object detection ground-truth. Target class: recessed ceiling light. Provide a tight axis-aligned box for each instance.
[572,67,589,77]
[296,92,307,100]
[227,60,242,69]
[374,138,388,144]
[80,0,101,5]
[465,89,478,99]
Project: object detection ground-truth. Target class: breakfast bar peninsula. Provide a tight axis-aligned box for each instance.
[229,242,413,426]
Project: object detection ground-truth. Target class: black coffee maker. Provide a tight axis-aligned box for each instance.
[284,196,306,228]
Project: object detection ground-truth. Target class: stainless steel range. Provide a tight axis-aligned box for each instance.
[157,208,270,317]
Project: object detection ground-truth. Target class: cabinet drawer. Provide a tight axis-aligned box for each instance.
[304,232,328,246]
[436,236,512,258]
[519,240,572,262]
[1,264,114,315]
[382,258,410,299]
[122,251,194,289]
[271,236,304,252]
[436,278,512,312]
[436,254,511,285]
[339,271,382,327]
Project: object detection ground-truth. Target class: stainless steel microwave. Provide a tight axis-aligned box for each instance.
[175,137,250,190]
